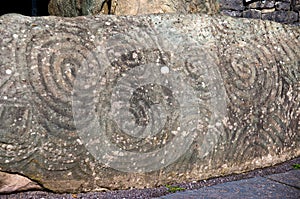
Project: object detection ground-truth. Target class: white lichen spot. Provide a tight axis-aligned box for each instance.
[30,65,37,70]
[76,139,83,145]
[132,52,138,59]
[5,69,12,75]
[161,66,169,74]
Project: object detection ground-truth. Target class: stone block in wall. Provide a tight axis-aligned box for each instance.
[219,0,245,11]
[246,0,275,9]
[249,1,262,9]
[275,2,291,11]
[295,0,300,11]
[262,10,299,23]
[274,10,299,22]
[260,0,275,8]
[221,10,243,17]
[243,9,262,19]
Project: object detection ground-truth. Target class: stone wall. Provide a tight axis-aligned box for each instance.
[220,0,300,25]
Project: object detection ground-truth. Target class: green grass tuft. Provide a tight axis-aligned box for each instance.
[165,185,186,193]
[292,163,300,169]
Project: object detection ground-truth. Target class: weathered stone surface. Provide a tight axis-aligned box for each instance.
[0,13,299,193]
[48,0,107,16]
[114,0,219,15]
[0,171,42,193]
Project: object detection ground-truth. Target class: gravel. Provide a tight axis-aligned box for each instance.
[1,156,299,199]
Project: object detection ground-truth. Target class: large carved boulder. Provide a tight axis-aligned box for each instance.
[0,13,299,193]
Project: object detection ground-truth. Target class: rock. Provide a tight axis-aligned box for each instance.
[275,2,291,11]
[260,0,275,9]
[0,171,42,193]
[48,0,107,17]
[247,0,275,9]
[248,1,263,9]
[0,13,299,193]
[219,0,244,11]
[295,0,300,11]
[262,10,299,23]
[243,9,261,19]
[221,9,243,17]
[114,0,220,15]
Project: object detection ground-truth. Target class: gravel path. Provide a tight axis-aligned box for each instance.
[1,156,299,199]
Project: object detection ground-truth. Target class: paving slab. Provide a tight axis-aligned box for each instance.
[266,170,300,189]
[156,176,300,199]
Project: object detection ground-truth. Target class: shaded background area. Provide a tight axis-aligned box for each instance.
[0,0,299,24]
[0,0,50,16]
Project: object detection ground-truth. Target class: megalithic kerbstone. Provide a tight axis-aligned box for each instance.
[0,13,299,193]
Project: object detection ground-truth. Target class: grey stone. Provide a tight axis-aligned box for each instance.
[262,10,298,23]
[262,12,274,20]
[249,1,263,9]
[274,10,298,22]
[295,4,300,12]
[247,0,275,9]
[221,10,243,17]
[260,0,275,8]
[0,13,299,193]
[276,2,291,11]
[219,0,245,11]
[243,9,262,18]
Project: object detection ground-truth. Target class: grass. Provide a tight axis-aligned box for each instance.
[292,163,300,169]
[165,185,186,193]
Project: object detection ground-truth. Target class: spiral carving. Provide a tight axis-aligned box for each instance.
[218,22,300,162]
[23,21,100,138]
[0,24,40,168]
[73,19,227,172]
